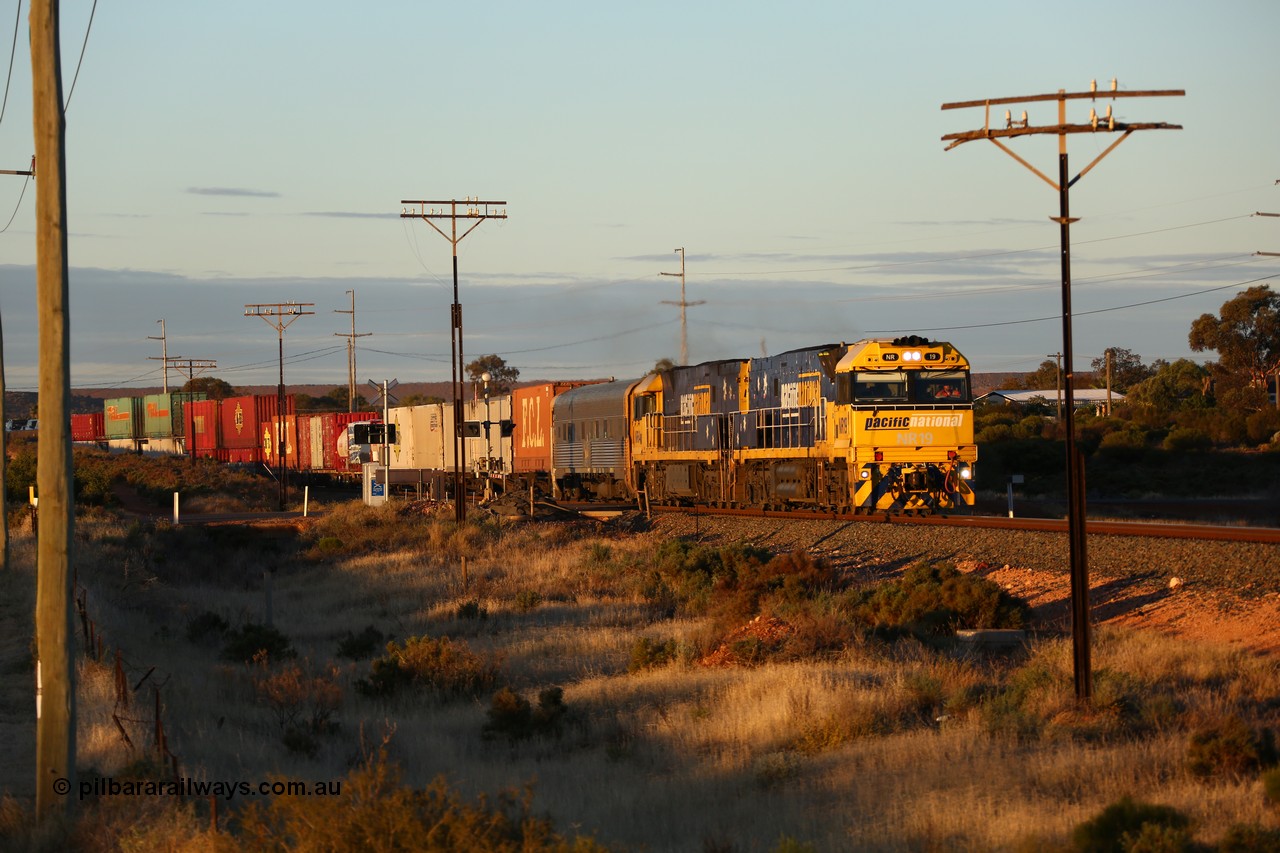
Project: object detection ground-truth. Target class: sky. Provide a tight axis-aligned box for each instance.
[0,1,1278,392]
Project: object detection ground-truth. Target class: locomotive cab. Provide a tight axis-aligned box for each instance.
[835,337,977,513]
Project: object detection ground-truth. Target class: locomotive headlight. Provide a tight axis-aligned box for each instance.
[860,469,870,479]
[957,463,973,480]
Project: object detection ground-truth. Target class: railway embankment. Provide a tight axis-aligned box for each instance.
[642,511,1280,655]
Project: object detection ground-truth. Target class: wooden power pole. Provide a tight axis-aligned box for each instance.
[31,0,76,820]
[245,303,314,510]
[660,247,704,365]
[942,79,1182,702]
[334,290,370,413]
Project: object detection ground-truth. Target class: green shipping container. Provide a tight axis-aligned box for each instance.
[142,392,207,438]
[104,397,143,440]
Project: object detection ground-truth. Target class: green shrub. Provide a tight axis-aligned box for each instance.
[1119,822,1194,853]
[237,744,613,851]
[513,590,543,612]
[336,625,386,660]
[456,599,489,620]
[355,635,499,699]
[979,661,1057,741]
[1162,427,1212,452]
[185,610,229,644]
[221,623,295,663]
[482,686,568,741]
[628,636,680,672]
[1070,796,1191,853]
[852,561,1031,637]
[315,536,344,554]
[1219,824,1280,852]
[1263,766,1280,806]
[1186,717,1276,779]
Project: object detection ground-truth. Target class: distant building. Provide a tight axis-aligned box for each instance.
[976,389,1124,408]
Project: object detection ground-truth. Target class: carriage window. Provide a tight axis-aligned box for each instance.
[836,374,853,405]
[913,370,969,402]
[853,371,908,402]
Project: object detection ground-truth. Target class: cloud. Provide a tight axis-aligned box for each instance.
[303,211,400,220]
[185,187,280,198]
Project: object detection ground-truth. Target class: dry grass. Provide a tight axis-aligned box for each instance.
[0,495,1277,852]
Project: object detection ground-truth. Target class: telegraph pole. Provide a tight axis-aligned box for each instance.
[31,0,75,820]
[1256,200,1280,409]
[334,290,371,413]
[660,247,705,365]
[245,303,314,510]
[167,358,217,463]
[400,198,508,525]
[942,79,1183,702]
[1048,352,1063,421]
[148,319,170,393]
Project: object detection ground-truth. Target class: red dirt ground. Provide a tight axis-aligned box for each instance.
[959,560,1280,657]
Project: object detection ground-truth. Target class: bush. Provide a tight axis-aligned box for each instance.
[851,561,1032,637]
[1186,717,1276,779]
[456,599,489,620]
[513,590,543,612]
[1162,428,1212,452]
[482,686,569,741]
[1070,796,1192,853]
[1219,824,1280,852]
[185,610,229,644]
[1263,766,1280,806]
[355,635,499,699]
[628,636,681,672]
[237,742,612,851]
[221,623,295,663]
[336,625,386,660]
[252,660,343,757]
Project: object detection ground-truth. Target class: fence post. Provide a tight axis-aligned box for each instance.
[264,570,273,628]
[173,492,179,524]
[303,485,309,517]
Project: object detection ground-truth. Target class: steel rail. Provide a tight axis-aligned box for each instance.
[646,504,1280,544]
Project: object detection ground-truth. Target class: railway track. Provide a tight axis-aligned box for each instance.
[643,504,1280,544]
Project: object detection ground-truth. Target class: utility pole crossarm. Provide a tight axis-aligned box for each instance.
[400,199,508,245]
[941,88,1185,110]
[942,121,1181,150]
[0,155,35,176]
[941,85,1184,151]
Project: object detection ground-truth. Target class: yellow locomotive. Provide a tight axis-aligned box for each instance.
[622,336,976,514]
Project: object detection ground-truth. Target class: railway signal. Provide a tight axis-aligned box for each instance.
[941,79,1183,703]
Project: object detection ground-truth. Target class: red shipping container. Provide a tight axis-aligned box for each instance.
[184,399,222,457]
[220,394,295,463]
[293,414,314,471]
[224,446,264,464]
[512,382,602,473]
[71,412,105,442]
